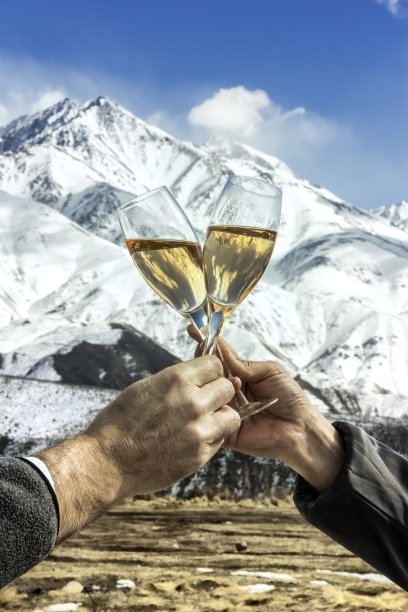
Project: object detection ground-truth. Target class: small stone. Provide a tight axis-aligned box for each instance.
[235,541,248,552]
[62,580,84,594]
[172,542,180,549]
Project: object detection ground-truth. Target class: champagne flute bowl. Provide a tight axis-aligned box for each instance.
[117,186,207,331]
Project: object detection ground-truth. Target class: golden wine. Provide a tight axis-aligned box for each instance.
[204,225,277,319]
[126,238,207,315]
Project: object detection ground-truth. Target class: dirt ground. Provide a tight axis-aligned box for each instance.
[1,497,407,611]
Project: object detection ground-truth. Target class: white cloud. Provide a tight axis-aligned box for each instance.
[0,54,175,129]
[185,86,339,168]
[375,0,408,17]
[0,56,83,125]
[30,90,67,114]
[0,104,9,125]
[188,86,270,137]
[0,88,68,124]
[182,85,407,209]
[0,55,137,126]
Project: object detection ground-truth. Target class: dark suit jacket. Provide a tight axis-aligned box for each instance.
[0,457,58,589]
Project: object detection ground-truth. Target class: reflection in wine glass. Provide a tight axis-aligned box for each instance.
[117,186,207,332]
[203,175,282,418]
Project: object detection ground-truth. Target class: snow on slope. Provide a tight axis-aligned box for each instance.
[0,190,130,328]
[0,191,183,378]
[0,375,119,455]
[0,98,407,422]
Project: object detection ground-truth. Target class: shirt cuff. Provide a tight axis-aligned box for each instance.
[23,456,56,492]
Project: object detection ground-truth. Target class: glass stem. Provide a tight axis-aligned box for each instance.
[202,311,224,355]
[201,311,278,420]
[186,305,208,334]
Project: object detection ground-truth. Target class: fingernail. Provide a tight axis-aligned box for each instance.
[228,376,242,392]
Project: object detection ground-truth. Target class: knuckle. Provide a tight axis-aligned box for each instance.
[226,406,241,428]
[204,354,223,377]
[217,406,241,435]
[170,368,187,387]
[183,395,202,418]
[187,423,206,447]
[219,377,235,401]
[269,360,289,376]
[229,416,241,436]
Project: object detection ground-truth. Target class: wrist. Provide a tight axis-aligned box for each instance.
[281,412,345,493]
[36,434,124,542]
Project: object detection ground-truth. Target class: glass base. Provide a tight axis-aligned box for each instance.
[233,397,279,421]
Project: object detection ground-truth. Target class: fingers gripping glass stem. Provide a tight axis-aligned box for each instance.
[202,311,278,420]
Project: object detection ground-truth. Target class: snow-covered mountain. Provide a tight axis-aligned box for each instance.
[373,200,408,232]
[1,96,407,464]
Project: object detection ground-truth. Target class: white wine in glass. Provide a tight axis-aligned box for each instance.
[203,175,282,418]
[205,225,277,321]
[117,187,207,331]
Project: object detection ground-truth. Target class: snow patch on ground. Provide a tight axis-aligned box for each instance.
[231,570,295,581]
[317,569,392,583]
[243,584,276,593]
[116,579,136,589]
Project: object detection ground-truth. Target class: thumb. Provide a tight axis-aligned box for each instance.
[219,341,270,383]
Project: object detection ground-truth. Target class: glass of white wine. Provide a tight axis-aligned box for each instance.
[117,186,208,332]
[202,175,282,418]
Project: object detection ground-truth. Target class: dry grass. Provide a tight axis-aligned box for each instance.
[0,586,21,606]
[2,496,407,611]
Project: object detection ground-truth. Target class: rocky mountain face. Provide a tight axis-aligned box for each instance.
[0,97,407,495]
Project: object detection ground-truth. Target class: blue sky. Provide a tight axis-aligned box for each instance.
[0,0,407,209]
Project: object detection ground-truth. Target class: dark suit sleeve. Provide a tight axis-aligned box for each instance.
[293,421,408,591]
[0,457,59,589]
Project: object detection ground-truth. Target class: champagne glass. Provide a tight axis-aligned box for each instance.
[117,186,207,332]
[202,175,282,418]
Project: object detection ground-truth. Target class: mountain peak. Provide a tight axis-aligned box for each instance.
[204,134,285,174]
[0,97,79,154]
[81,95,119,112]
[0,96,134,156]
[373,200,408,232]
